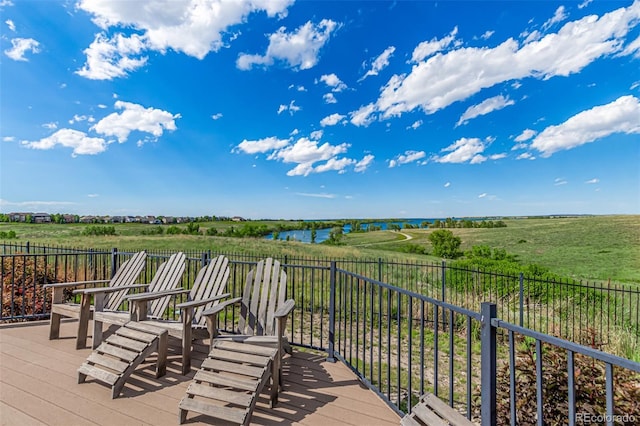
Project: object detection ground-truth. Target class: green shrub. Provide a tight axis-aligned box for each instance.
[166,225,182,235]
[428,229,462,258]
[141,226,164,235]
[0,230,17,239]
[82,225,116,236]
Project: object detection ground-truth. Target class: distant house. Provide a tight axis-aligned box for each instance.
[33,213,51,223]
[80,216,96,223]
[232,216,245,222]
[9,212,32,222]
[62,214,76,223]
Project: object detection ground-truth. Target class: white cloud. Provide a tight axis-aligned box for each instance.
[277,100,301,115]
[320,113,345,127]
[444,182,451,188]
[434,137,487,164]
[354,154,374,172]
[407,120,423,130]
[79,0,293,62]
[76,33,147,80]
[290,128,299,136]
[234,136,290,154]
[0,1,14,6]
[296,192,336,199]
[323,93,337,104]
[250,137,353,177]
[531,95,640,157]
[516,152,535,160]
[350,103,376,127]
[4,37,40,61]
[411,27,459,63]
[357,3,640,124]
[389,150,426,167]
[269,137,348,164]
[554,178,568,186]
[22,129,107,156]
[585,178,600,184]
[42,122,58,130]
[3,136,15,142]
[579,0,593,9]
[211,113,223,120]
[312,157,356,175]
[91,100,180,143]
[621,34,640,58]
[5,19,15,31]
[456,95,515,126]
[481,30,494,40]
[515,128,537,142]
[478,193,487,198]
[69,114,95,124]
[360,46,395,81]
[310,130,323,140]
[542,6,568,31]
[237,19,337,70]
[319,73,347,92]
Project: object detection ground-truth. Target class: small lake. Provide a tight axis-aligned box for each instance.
[266,218,443,243]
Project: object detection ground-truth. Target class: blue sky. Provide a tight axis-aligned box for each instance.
[1,0,639,220]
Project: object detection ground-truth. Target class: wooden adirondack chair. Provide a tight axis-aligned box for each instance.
[91,252,186,349]
[126,255,231,374]
[45,251,147,349]
[177,258,295,425]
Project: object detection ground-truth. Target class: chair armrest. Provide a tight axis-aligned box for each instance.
[201,296,242,317]
[43,279,110,290]
[176,293,232,310]
[274,299,295,318]
[72,283,148,295]
[125,288,189,302]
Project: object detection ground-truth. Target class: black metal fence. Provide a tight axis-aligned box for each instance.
[2,242,638,348]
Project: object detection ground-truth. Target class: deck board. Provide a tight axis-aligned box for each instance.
[0,320,399,426]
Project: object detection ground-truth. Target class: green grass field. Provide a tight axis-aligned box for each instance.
[1,214,638,284]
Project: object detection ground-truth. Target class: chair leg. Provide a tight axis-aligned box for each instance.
[181,307,193,375]
[49,312,61,340]
[76,297,91,349]
[270,355,280,408]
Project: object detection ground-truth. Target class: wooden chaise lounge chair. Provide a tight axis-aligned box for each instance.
[91,251,186,349]
[178,257,295,425]
[401,393,474,426]
[45,250,147,349]
[126,255,231,375]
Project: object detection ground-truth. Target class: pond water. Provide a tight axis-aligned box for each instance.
[265,218,440,243]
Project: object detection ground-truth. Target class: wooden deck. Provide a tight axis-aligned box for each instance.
[0,320,400,426]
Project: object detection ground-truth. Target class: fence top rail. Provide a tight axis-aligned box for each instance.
[336,266,482,320]
[492,318,640,373]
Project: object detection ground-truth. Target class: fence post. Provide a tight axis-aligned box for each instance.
[481,302,497,426]
[441,260,447,331]
[26,241,30,254]
[327,260,337,362]
[519,273,524,327]
[110,247,118,278]
[201,251,208,269]
[378,257,382,282]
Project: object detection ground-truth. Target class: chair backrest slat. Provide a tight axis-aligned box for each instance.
[105,251,147,310]
[237,258,287,337]
[188,255,230,326]
[149,252,186,316]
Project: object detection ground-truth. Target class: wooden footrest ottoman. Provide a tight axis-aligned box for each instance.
[179,340,278,425]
